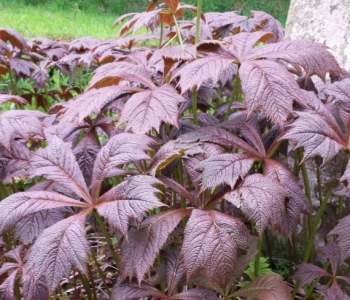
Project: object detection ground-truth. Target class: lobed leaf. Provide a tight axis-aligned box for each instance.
[97,176,165,236]
[91,133,155,200]
[120,209,190,282]
[111,281,165,300]
[26,214,89,292]
[293,263,331,285]
[231,274,292,300]
[182,209,248,287]
[239,59,306,124]
[224,174,288,234]
[329,215,350,261]
[197,153,256,191]
[118,84,186,134]
[30,136,91,203]
[0,191,86,235]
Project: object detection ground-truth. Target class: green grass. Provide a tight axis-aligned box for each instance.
[0,1,120,40]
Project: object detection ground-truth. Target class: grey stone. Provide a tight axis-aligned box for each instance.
[286,0,350,71]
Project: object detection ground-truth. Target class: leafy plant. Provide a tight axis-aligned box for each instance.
[0,1,350,300]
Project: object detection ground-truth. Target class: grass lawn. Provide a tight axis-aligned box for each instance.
[0,2,122,41]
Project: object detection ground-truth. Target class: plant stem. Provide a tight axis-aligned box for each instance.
[254,235,263,278]
[191,88,198,125]
[94,211,119,267]
[172,14,184,50]
[338,196,344,219]
[292,190,331,297]
[158,22,164,49]
[91,253,111,296]
[79,271,93,300]
[224,77,240,121]
[316,159,322,203]
[195,0,202,44]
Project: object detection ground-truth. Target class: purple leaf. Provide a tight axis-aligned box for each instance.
[224,174,288,234]
[232,274,293,300]
[239,59,306,124]
[182,209,248,287]
[110,281,166,300]
[96,176,164,236]
[329,215,350,261]
[293,263,331,285]
[26,214,89,292]
[91,133,155,200]
[118,84,186,134]
[172,288,218,300]
[197,153,256,191]
[120,209,190,282]
[30,136,91,203]
[0,191,86,235]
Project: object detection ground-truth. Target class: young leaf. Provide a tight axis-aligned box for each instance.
[230,274,292,300]
[118,84,186,134]
[120,209,190,282]
[96,176,165,236]
[224,174,288,234]
[30,136,91,203]
[182,209,248,287]
[26,214,89,292]
[91,133,155,200]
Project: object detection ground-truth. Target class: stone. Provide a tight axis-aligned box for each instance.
[285,0,350,71]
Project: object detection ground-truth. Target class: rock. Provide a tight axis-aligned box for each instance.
[286,0,350,71]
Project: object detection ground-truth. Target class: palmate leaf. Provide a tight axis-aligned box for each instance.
[231,274,292,300]
[264,159,310,237]
[224,174,288,234]
[74,134,100,187]
[0,110,46,151]
[91,133,155,200]
[26,214,89,292]
[172,288,218,300]
[329,215,350,261]
[197,153,256,191]
[9,58,37,77]
[148,140,201,176]
[59,86,142,123]
[0,191,86,235]
[120,209,190,282]
[163,249,186,295]
[182,209,248,288]
[239,59,306,124]
[0,28,28,50]
[292,263,331,285]
[247,40,342,80]
[283,111,344,165]
[111,281,166,300]
[321,282,350,300]
[0,94,28,106]
[96,176,164,236]
[174,56,235,92]
[88,61,156,90]
[320,241,342,275]
[118,84,186,134]
[178,127,261,157]
[0,270,18,300]
[30,136,91,203]
[15,209,63,245]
